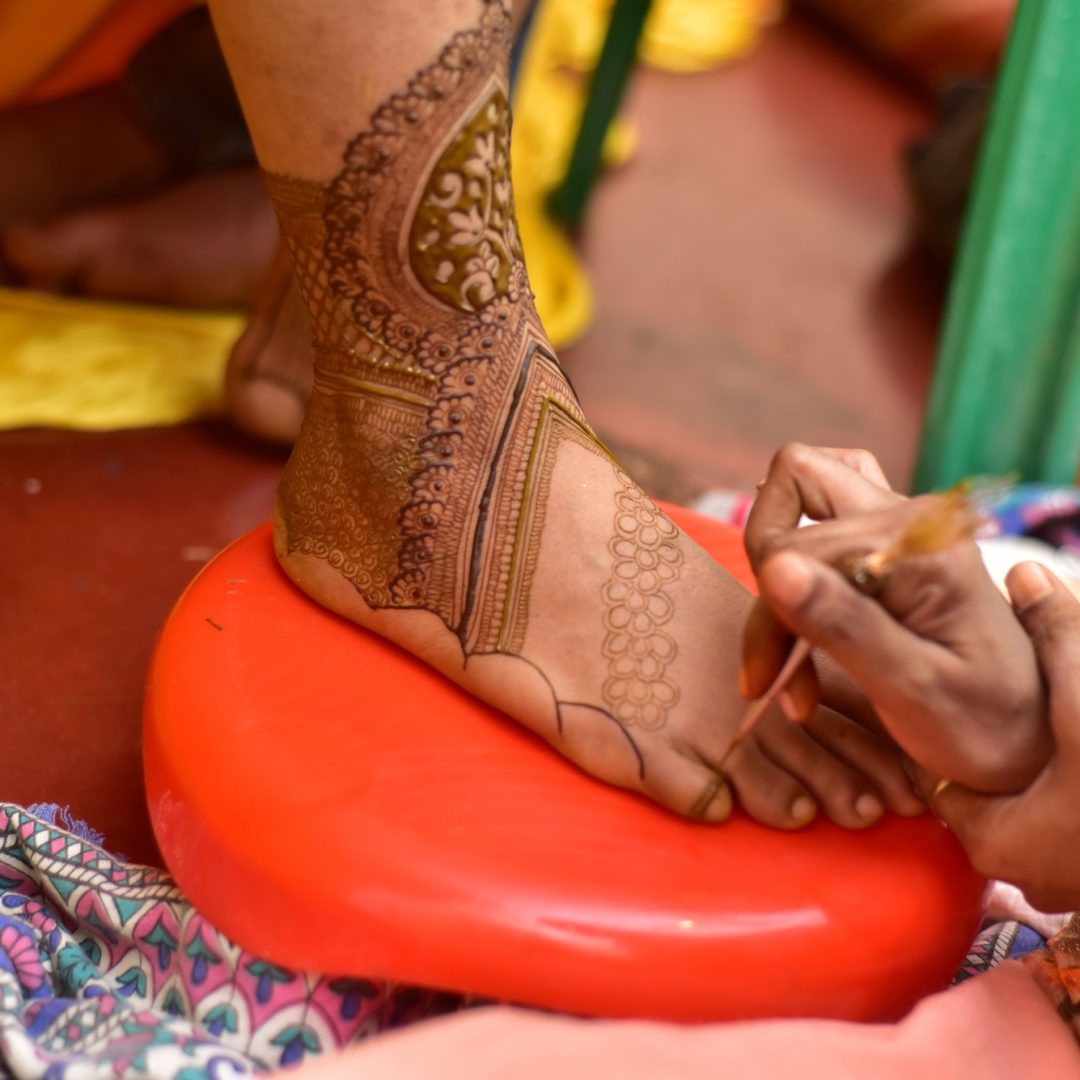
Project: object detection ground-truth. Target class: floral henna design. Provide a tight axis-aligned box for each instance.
[410,90,519,310]
[269,0,684,782]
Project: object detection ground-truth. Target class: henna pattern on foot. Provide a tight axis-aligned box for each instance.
[267,0,688,792]
[603,471,684,731]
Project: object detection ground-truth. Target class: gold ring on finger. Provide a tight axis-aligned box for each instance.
[930,776,952,809]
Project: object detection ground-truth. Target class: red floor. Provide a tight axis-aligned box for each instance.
[0,14,940,865]
[573,14,939,493]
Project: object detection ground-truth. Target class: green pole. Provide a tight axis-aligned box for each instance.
[547,0,653,228]
[915,0,1080,490]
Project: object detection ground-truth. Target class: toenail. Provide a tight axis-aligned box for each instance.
[790,795,816,822]
[690,774,726,819]
[855,793,883,821]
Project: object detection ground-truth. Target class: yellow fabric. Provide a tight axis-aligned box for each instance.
[641,0,782,72]
[0,289,238,430]
[552,0,778,73]
[512,0,774,346]
[0,0,117,105]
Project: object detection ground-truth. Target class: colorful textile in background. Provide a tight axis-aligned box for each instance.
[954,919,1046,983]
[0,803,463,1078]
[980,483,1080,554]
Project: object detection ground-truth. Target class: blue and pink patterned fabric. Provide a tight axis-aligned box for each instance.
[0,803,464,1078]
[0,795,1062,1077]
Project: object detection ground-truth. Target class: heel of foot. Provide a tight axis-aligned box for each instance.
[272,500,291,562]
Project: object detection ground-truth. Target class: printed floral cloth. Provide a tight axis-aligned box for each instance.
[1022,912,1080,1035]
[0,803,464,1078]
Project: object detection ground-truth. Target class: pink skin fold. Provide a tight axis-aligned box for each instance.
[288,962,1080,1080]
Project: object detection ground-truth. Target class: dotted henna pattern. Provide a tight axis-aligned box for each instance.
[602,470,684,730]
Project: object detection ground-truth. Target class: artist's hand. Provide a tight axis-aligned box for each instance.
[742,444,1051,794]
[925,567,1080,910]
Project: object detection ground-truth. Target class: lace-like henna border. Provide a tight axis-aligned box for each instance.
[319,0,539,629]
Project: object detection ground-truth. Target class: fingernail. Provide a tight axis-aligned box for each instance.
[790,795,816,822]
[855,793,883,821]
[1008,562,1053,612]
[763,551,814,608]
[778,689,800,721]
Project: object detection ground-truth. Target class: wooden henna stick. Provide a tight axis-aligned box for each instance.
[719,637,813,766]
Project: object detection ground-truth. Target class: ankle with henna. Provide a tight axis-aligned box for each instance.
[260,0,714,806]
[259,0,918,828]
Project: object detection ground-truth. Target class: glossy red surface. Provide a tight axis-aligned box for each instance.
[145,506,986,1023]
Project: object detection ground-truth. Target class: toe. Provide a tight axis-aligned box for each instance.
[633,737,734,823]
[720,738,818,829]
[659,752,733,823]
[2,214,109,292]
[803,708,925,817]
[755,715,884,829]
[555,704,732,822]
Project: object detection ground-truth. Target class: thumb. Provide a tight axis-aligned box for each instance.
[927,777,1022,882]
[1006,562,1080,746]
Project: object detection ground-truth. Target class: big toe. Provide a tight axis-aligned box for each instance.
[557,704,732,823]
[2,213,113,292]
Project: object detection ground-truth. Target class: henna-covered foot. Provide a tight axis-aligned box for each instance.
[269,0,921,827]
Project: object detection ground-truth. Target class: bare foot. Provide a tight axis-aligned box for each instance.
[2,161,316,445]
[2,169,276,308]
[269,2,921,827]
[0,85,176,229]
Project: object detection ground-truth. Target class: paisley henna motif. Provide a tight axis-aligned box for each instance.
[410,90,520,312]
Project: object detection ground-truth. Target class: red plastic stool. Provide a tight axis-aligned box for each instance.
[144,506,986,1023]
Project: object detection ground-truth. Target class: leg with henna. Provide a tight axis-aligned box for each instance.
[207,0,923,827]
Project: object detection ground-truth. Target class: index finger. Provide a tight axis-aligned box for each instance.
[745,444,902,574]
